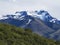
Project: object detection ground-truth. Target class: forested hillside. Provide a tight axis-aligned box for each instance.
[0,23,60,45]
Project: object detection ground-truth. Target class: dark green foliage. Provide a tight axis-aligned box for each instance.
[0,23,60,45]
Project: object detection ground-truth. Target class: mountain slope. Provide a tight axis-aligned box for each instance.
[26,18,55,37]
[50,29,60,40]
[0,23,60,45]
[0,10,60,40]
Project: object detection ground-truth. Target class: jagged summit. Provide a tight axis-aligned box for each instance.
[1,10,60,24]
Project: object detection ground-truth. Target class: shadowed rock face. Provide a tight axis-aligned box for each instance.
[0,10,60,40]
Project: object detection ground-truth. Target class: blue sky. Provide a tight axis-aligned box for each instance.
[0,0,60,20]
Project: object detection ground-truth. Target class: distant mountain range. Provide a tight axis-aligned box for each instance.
[0,10,60,40]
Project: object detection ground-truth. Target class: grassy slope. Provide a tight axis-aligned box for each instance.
[0,23,60,45]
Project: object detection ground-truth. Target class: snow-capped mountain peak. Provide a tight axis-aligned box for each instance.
[0,10,60,25]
